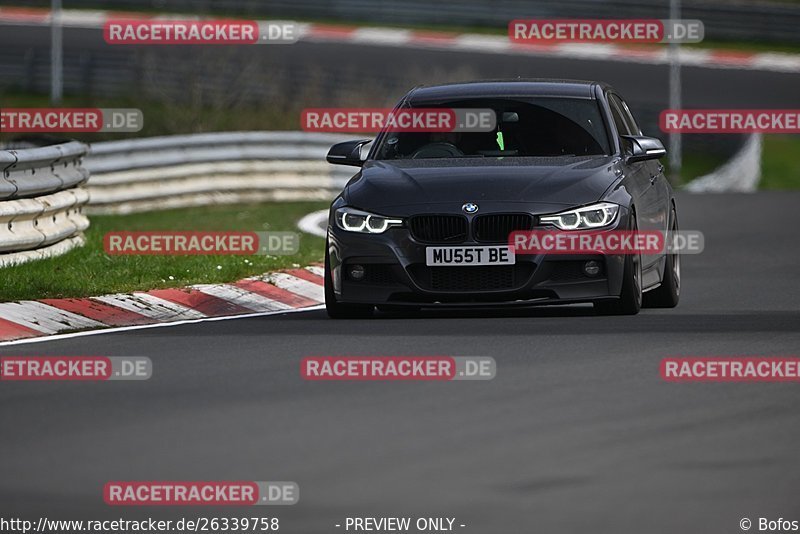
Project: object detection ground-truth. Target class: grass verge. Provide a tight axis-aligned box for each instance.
[674,135,800,190]
[670,151,725,186]
[0,202,328,302]
[759,135,800,189]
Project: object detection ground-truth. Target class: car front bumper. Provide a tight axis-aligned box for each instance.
[327,214,630,307]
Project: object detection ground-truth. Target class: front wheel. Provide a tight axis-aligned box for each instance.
[324,243,374,319]
[594,212,642,316]
[643,206,680,308]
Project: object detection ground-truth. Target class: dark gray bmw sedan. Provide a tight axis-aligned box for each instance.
[324,80,679,318]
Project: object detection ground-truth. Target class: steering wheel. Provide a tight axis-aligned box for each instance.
[410,142,464,159]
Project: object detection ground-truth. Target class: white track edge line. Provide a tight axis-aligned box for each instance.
[0,305,324,348]
[297,209,328,238]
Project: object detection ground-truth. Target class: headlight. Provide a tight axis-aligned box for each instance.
[335,207,403,234]
[539,202,619,230]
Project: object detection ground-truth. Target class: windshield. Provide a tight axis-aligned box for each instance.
[373,96,611,160]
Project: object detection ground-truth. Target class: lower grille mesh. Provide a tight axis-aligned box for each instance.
[408,264,534,292]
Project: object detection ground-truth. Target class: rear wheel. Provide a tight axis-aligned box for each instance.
[594,212,642,316]
[324,244,374,319]
[643,206,680,308]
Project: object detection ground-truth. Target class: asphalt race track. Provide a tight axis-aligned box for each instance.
[2,14,800,534]
[1,191,799,533]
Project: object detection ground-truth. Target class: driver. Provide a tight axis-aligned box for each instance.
[428,131,461,147]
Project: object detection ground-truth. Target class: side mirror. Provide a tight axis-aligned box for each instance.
[622,135,666,163]
[326,139,372,166]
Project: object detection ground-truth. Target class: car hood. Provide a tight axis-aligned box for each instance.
[343,156,622,214]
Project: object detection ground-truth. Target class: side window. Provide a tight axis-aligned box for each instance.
[607,96,630,138]
[610,94,641,135]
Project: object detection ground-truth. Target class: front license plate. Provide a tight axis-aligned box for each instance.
[425,246,516,266]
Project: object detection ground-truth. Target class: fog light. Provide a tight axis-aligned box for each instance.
[349,264,366,281]
[583,260,601,277]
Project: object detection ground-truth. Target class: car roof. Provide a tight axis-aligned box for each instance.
[405,79,609,103]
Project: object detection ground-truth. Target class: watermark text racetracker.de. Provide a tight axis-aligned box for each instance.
[0,108,143,133]
[660,109,800,133]
[104,481,298,506]
[103,231,300,256]
[301,108,497,133]
[104,19,299,44]
[0,357,151,381]
[661,357,800,382]
[509,19,704,43]
[509,230,704,255]
[301,356,496,381]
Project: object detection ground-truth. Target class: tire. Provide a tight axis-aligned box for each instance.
[324,243,374,319]
[594,212,642,316]
[643,206,680,308]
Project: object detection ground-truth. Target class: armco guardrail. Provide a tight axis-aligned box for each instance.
[84,132,355,214]
[0,141,91,267]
